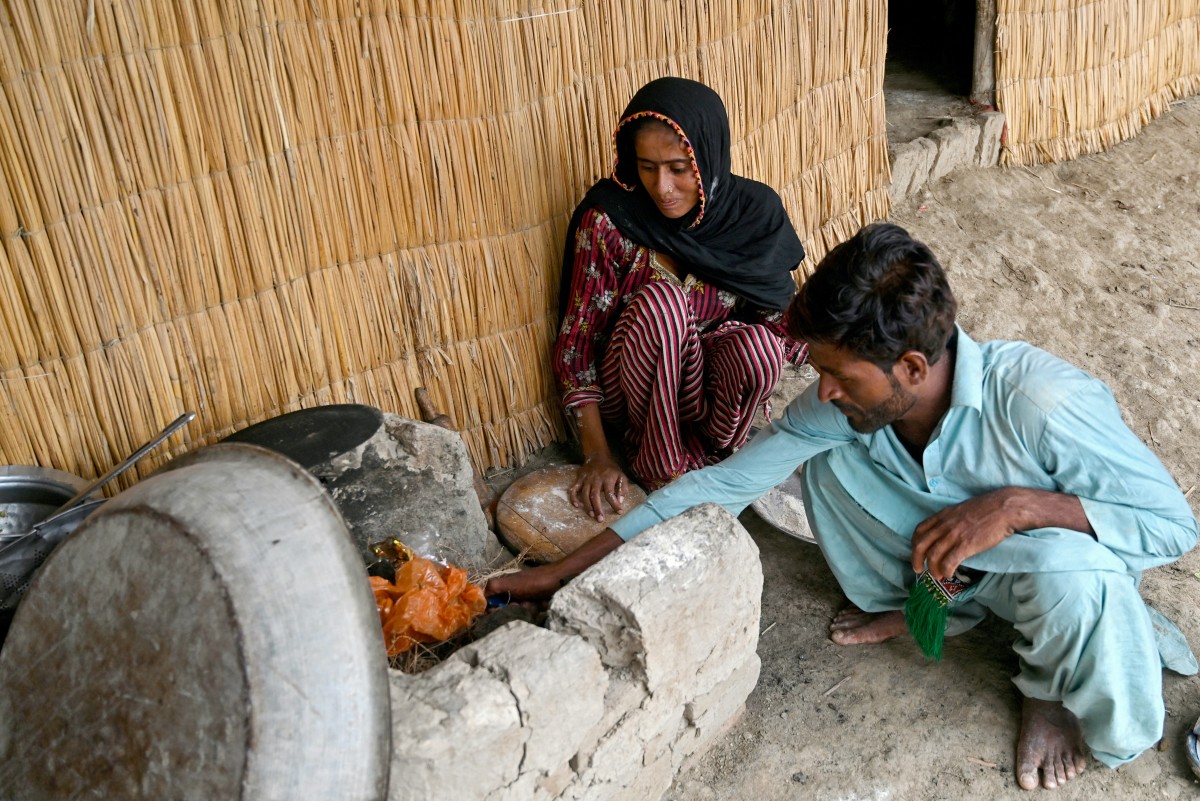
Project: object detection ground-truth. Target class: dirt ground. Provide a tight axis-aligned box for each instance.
[659,96,1200,800]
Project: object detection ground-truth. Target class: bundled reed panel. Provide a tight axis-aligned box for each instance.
[996,0,1200,165]
[0,0,889,483]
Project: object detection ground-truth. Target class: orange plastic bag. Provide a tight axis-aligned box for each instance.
[369,557,486,656]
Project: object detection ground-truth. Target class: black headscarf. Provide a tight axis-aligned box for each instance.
[559,77,805,316]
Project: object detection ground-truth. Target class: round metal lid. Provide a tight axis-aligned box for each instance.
[220,404,383,469]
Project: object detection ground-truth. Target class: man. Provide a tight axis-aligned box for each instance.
[488,223,1198,790]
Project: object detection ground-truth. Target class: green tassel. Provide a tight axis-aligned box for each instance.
[904,571,952,661]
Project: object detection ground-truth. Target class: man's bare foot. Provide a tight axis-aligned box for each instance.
[1016,698,1089,790]
[828,604,907,645]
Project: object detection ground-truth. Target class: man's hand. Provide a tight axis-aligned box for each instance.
[911,490,1019,579]
[485,529,625,602]
[911,487,1094,580]
[485,563,568,602]
[569,456,629,523]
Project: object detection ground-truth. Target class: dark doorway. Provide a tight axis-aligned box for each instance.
[884,0,980,144]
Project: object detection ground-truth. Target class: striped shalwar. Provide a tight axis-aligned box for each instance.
[554,208,806,489]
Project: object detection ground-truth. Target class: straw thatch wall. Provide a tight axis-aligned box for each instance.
[0,1,889,485]
[996,0,1200,164]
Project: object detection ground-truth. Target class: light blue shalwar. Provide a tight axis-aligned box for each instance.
[611,327,1198,767]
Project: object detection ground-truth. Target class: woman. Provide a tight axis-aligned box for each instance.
[557,76,808,522]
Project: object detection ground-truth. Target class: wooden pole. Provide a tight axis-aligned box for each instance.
[972,0,997,107]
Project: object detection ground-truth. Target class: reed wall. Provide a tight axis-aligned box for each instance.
[996,0,1200,164]
[0,1,890,483]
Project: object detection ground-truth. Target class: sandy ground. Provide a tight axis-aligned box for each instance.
[660,97,1200,800]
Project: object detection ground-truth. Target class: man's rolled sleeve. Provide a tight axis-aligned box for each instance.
[1039,382,1199,570]
[610,386,852,541]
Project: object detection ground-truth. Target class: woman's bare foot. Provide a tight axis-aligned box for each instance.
[1016,697,1089,790]
[828,604,907,645]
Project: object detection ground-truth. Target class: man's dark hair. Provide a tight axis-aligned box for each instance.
[787,223,957,367]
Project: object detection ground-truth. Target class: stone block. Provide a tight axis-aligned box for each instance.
[456,622,607,778]
[536,764,578,798]
[387,623,605,801]
[684,656,760,732]
[549,503,763,697]
[316,412,503,570]
[609,750,675,801]
[486,772,554,801]
[977,110,1006,167]
[569,672,687,796]
[387,660,523,800]
[569,668,656,767]
[673,656,761,770]
[888,139,934,203]
[928,118,981,184]
[389,505,763,801]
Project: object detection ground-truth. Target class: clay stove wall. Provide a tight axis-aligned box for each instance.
[386,503,763,801]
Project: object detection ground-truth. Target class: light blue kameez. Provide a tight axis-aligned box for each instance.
[611,328,1198,767]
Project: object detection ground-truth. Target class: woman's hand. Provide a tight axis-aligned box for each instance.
[569,403,629,523]
[569,455,629,523]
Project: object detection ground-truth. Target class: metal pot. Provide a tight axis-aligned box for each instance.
[0,466,90,542]
[0,414,195,613]
[0,467,106,622]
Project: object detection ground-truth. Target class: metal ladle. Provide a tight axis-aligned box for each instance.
[32,412,196,532]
